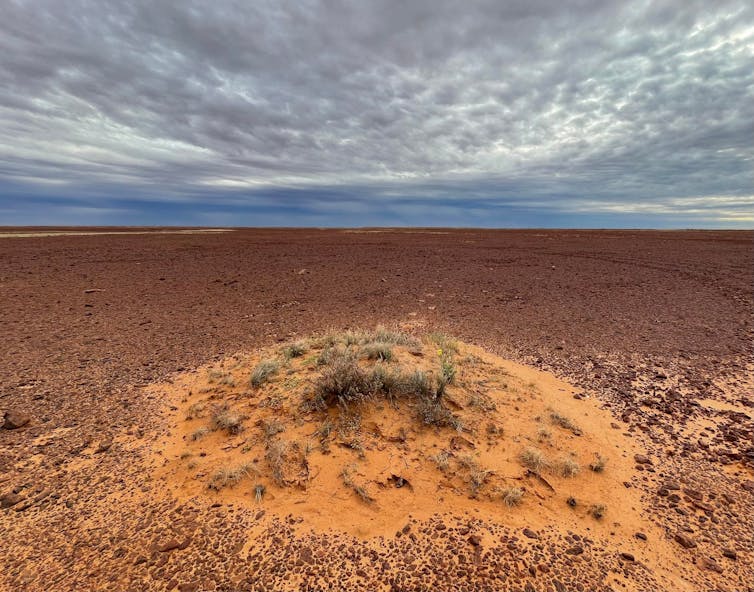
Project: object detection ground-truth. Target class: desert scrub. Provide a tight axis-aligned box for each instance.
[361,342,394,361]
[340,464,375,503]
[260,418,285,439]
[417,397,462,430]
[536,426,552,442]
[211,405,245,435]
[458,456,492,496]
[208,370,236,387]
[589,453,606,473]
[590,504,607,519]
[500,486,524,507]
[282,341,308,359]
[549,410,581,434]
[314,351,377,408]
[427,332,459,354]
[254,484,266,502]
[431,450,452,472]
[555,457,581,478]
[519,447,548,473]
[185,402,206,420]
[250,359,279,388]
[207,463,256,491]
[265,439,289,486]
[190,426,209,441]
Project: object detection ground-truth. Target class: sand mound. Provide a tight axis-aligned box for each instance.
[152,329,648,541]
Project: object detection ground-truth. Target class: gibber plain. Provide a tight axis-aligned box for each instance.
[0,228,752,591]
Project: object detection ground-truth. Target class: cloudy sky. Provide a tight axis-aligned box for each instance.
[0,0,752,227]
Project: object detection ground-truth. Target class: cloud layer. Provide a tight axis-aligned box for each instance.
[1,0,752,226]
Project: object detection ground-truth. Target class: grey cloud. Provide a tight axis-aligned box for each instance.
[0,0,752,225]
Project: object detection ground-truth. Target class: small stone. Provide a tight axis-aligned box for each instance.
[566,545,584,555]
[634,454,651,464]
[674,533,697,549]
[157,539,181,552]
[523,528,539,539]
[697,556,723,573]
[0,492,22,509]
[2,410,30,430]
[635,532,647,541]
[468,535,482,546]
[619,552,635,562]
[722,549,737,560]
[95,439,113,453]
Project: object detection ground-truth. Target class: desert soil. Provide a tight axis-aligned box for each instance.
[0,228,752,592]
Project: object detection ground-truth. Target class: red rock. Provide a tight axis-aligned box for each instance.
[0,492,22,509]
[674,533,697,549]
[2,410,30,429]
[468,535,482,546]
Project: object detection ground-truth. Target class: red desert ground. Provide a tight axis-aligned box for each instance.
[0,228,752,591]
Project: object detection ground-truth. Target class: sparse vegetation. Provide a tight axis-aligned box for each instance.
[519,447,547,473]
[589,453,606,473]
[254,484,266,502]
[418,397,462,430]
[556,456,581,478]
[536,426,552,442]
[265,439,289,486]
[208,463,256,491]
[567,496,578,507]
[186,402,206,420]
[211,405,245,434]
[340,464,374,503]
[458,456,492,496]
[362,342,394,361]
[250,359,279,388]
[283,341,308,359]
[190,426,209,441]
[431,450,452,471]
[261,418,285,439]
[590,504,607,519]
[549,410,580,434]
[500,486,524,507]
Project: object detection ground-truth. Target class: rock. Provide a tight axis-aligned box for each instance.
[2,410,30,430]
[635,532,647,541]
[566,545,584,555]
[634,454,651,464]
[697,556,723,573]
[522,528,539,539]
[0,492,22,509]
[722,549,737,560]
[156,538,189,552]
[468,535,482,546]
[683,488,702,500]
[178,583,200,592]
[664,481,681,490]
[674,533,697,549]
[95,439,113,453]
[619,552,635,562]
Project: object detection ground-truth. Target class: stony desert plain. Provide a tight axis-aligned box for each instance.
[0,228,752,592]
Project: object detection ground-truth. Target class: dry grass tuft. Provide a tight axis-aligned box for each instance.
[250,359,279,388]
[361,342,394,361]
[208,462,256,491]
[282,341,308,359]
[211,405,245,435]
[589,453,606,473]
[590,504,607,519]
[549,410,580,434]
[519,447,548,473]
[265,439,289,486]
[190,426,209,441]
[555,456,581,478]
[500,486,524,507]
